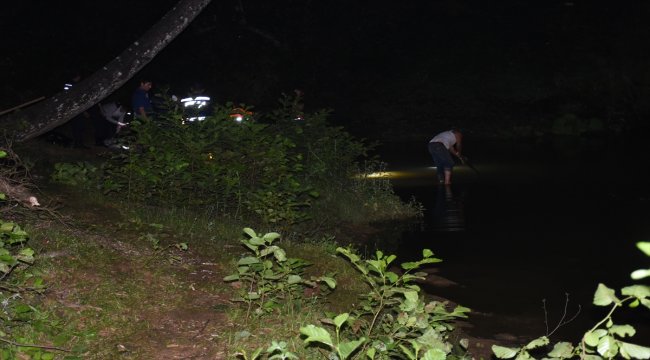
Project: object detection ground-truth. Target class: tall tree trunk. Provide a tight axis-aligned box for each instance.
[0,0,212,142]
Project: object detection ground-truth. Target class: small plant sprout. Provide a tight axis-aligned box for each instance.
[224,228,336,318]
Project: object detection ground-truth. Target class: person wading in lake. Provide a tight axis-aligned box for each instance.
[428,129,463,185]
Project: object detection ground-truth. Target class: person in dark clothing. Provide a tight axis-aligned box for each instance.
[132,80,153,120]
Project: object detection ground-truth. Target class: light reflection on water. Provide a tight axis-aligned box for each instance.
[366,136,650,344]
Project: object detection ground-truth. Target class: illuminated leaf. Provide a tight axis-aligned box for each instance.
[621,285,650,299]
[620,342,650,360]
[525,336,549,349]
[631,269,650,280]
[333,313,349,328]
[398,344,416,360]
[584,330,607,347]
[637,242,650,257]
[492,345,519,359]
[300,325,333,347]
[338,338,366,359]
[287,275,302,284]
[597,336,619,358]
[243,228,257,238]
[238,256,260,265]
[547,342,574,358]
[609,325,636,338]
[594,284,619,306]
[263,232,281,242]
[421,348,447,360]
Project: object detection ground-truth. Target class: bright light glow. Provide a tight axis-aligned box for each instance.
[182,96,210,109]
[361,171,401,179]
[234,115,243,122]
[356,167,441,180]
[186,116,206,122]
[366,171,395,179]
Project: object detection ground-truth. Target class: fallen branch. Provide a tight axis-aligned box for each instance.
[0,337,70,353]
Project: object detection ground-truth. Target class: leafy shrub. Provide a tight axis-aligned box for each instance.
[103,99,317,225]
[101,93,418,227]
[224,228,336,317]
[301,247,470,359]
[50,161,99,186]
[493,242,650,360]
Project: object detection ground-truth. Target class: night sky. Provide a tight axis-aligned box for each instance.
[2,1,649,140]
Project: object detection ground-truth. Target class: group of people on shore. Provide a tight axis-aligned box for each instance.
[64,78,153,149]
[64,74,464,186]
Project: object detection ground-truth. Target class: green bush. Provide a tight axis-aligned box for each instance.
[224,228,336,318]
[50,161,99,187]
[101,93,417,227]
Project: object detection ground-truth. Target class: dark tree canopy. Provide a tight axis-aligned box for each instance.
[0,0,212,142]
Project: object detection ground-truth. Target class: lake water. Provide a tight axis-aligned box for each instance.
[371,133,650,345]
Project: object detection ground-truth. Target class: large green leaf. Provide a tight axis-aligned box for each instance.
[287,275,302,284]
[547,342,574,358]
[637,242,650,257]
[263,232,281,242]
[620,342,650,360]
[238,256,260,265]
[319,276,337,289]
[593,284,619,306]
[401,261,419,270]
[334,313,349,328]
[223,274,239,281]
[585,329,608,347]
[300,325,334,347]
[248,237,266,246]
[609,325,636,338]
[245,292,261,300]
[399,344,417,360]
[621,285,650,299]
[525,336,549,349]
[492,345,519,359]
[597,336,619,358]
[421,348,447,360]
[631,269,650,280]
[338,338,366,360]
[243,228,257,238]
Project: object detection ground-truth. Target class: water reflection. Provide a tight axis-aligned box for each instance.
[432,185,465,232]
[370,136,650,344]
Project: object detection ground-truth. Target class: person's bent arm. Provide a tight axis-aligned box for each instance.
[454,132,463,157]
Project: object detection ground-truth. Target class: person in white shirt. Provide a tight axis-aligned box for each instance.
[96,102,127,146]
[428,129,463,185]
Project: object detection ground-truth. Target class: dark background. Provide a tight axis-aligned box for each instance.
[2,0,650,141]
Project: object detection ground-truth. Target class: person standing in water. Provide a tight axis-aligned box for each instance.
[428,129,463,185]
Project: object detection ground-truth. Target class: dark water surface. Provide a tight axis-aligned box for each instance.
[371,134,650,344]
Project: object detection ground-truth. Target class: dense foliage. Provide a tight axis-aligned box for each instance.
[100,93,416,226]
